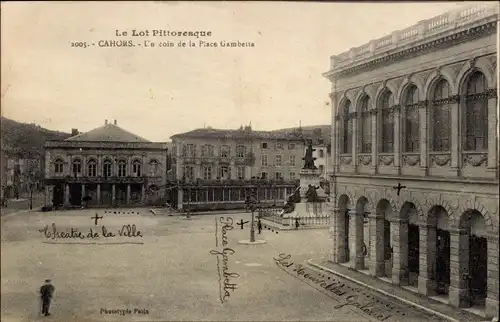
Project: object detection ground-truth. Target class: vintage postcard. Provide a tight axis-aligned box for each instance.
[1,1,499,322]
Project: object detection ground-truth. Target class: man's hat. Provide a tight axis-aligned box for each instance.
[45,279,51,283]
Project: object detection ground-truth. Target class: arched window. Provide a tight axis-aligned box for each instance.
[118,160,127,177]
[431,79,451,151]
[464,71,488,151]
[132,160,142,177]
[340,100,352,154]
[54,159,64,174]
[72,159,81,175]
[103,159,113,177]
[87,159,97,177]
[379,90,394,153]
[403,85,420,153]
[359,96,372,153]
[203,165,212,180]
[149,160,159,176]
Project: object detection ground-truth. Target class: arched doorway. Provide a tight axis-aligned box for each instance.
[354,196,369,271]
[434,206,450,297]
[396,202,419,286]
[461,210,488,308]
[372,199,392,278]
[337,194,351,264]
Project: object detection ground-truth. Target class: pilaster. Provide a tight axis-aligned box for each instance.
[126,184,131,204]
[419,103,429,175]
[141,184,146,204]
[332,208,347,263]
[351,114,358,172]
[64,184,70,206]
[370,110,378,174]
[177,188,183,210]
[391,218,409,285]
[394,108,401,174]
[97,184,101,205]
[486,96,497,174]
[448,228,470,308]
[450,100,460,175]
[369,214,385,276]
[111,184,116,205]
[486,234,499,318]
[418,223,437,296]
[349,211,365,270]
[81,184,86,204]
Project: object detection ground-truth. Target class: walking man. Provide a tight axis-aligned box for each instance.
[295,217,300,230]
[257,219,262,234]
[40,279,55,316]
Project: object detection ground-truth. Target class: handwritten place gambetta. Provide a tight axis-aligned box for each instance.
[210,216,240,303]
[39,223,143,240]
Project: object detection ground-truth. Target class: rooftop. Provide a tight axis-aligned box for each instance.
[65,120,151,143]
[171,126,306,141]
[324,2,499,77]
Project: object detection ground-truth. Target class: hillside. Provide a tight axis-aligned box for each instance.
[1,117,71,157]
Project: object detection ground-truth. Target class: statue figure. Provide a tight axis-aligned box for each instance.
[305,184,320,203]
[302,141,317,170]
[282,186,300,214]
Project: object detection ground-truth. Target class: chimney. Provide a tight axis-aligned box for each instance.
[105,119,108,125]
[71,128,79,136]
[114,120,117,125]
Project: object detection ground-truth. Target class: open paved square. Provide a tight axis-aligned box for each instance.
[2,209,445,321]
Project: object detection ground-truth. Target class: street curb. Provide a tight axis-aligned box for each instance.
[307,259,461,322]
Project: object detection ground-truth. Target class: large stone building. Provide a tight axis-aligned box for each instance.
[169,125,304,210]
[44,120,169,208]
[324,3,498,319]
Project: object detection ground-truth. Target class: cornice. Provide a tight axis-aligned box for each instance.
[325,20,497,79]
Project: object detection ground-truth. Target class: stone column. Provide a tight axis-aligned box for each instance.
[450,100,460,175]
[141,184,146,204]
[349,211,365,270]
[330,92,337,172]
[418,223,437,296]
[332,208,346,263]
[448,227,470,308]
[111,184,116,204]
[394,108,401,174]
[351,113,358,172]
[97,184,101,205]
[486,96,497,175]
[177,188,183,210]
[419,103,428,175]
[391,218,409,285]
[370,110,377,174]
[45,186,51,205]
[369,214,385,276]
[81,184,86,204]
[64,184,70,206]
[126,184,131,204]
[486,234,499,319]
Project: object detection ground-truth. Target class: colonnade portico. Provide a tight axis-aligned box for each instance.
[56,182,147,206]
[330,192,498,318]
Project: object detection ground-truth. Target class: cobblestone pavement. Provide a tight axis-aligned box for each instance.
[1,210,452,321]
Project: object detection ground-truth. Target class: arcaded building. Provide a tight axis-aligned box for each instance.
[44,120,169,208]
[324,3,498,318]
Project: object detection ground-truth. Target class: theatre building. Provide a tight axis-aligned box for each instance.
[44,120,168,207]
[324,3,498,318]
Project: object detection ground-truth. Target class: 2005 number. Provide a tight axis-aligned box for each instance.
[70,42,88,48]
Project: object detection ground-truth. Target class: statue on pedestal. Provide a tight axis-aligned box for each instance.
[305,184,320,203]
[302,141,317,170]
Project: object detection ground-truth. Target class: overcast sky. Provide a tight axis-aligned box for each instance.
[1,1,469,142]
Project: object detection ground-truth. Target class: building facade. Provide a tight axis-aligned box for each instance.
[44,120,168,208]
[324,3,498,318]
[170,125,304,210]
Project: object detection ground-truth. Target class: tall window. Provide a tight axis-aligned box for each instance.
[237,166,245,179]
[319,150,324,158]
[87,159,97,177]
[403,85,420,153]
[431,79,451,151]
[118,160,127,177]
[72,159,82,175]
[103,159,112,177]
[380,90,394,153]
[290,155,296,166]
[464,71,488,151]
[132,160,142,176]
[236,145,245,158]
[218,165,230,179]
[184,166,194,180]
[319,165,324,174]
[261,154,268,166]
[201,145,214,157]
[275,171,283,180]
[54,159,64,174]
[276,142,283,150]
[184,144,195,157]
[203,166,212,180]
[220,145,230,158]
[359,96,372,153]
[149,160,158,176]
[275,155,282,166]
[288,143,295,150]
[289,172,296,180]
[261,172,267,179]
[340,100,352,154]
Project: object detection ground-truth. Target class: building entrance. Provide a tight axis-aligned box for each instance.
[408,223,419,286]
[436,229,450,295]
[69,183,82,206]
[469,235,487,307]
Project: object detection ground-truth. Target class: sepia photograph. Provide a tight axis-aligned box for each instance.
[1,1,499,321]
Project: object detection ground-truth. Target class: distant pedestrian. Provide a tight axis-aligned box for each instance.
[295,218,300,230]
[257,219,262,234]
[40,279,55,316]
